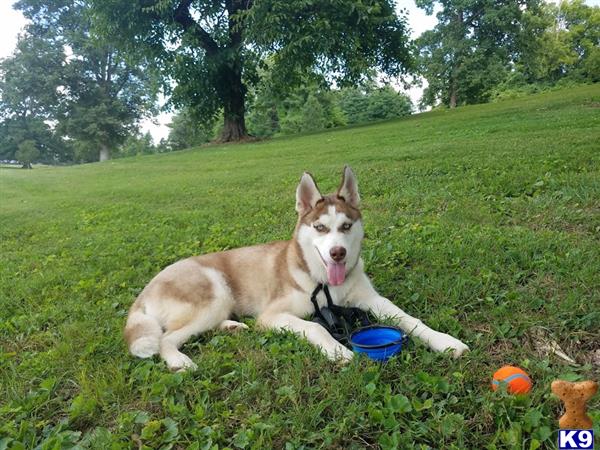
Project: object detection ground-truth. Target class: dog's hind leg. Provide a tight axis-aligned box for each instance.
[125,307,162,358]
[159,299,233,371]
[159,322,202,372]
[126,262,235,371]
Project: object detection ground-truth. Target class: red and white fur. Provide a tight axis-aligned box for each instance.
[125,167,469,371]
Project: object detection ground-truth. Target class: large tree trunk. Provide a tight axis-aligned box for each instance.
[173,0,251,143]
[99,144,110,161]
[221,117,247,142]
[449,85,458,109]
[219,63,249,142]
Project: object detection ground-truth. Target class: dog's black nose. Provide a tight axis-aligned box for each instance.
[330,246,346,262]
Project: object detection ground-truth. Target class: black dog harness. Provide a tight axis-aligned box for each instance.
[310,283,372,347]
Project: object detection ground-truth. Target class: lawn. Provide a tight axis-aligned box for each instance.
[1,84,599,450]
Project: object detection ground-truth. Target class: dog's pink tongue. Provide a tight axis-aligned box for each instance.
[327,262,346,286]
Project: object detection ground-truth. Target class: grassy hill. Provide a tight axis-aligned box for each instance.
[1,85,599,449]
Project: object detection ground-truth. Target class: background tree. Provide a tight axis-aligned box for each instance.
[246,97,280,137]
[534,0,600,83]
[299,95,327,133]
[364,86,413,121]
[486,0,599,99]
[0,33,70,163]
[90,0,413,142]
[245,67,341,137]
[6,0,158,162]
[416,0,546,108]
[246,81,412,136]
[337,86,413,124]
[14,140,40,169]
[166,108,215,150]
[117,132,157,158]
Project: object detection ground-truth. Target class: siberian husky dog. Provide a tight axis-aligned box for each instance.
[125,166,469,371]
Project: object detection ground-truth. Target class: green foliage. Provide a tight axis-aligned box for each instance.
[337,86,413,125]
[421,0,600,106]
[65,98,140,163]
[0,115,68,165]
[0,33,71,163]
[90,0,413,140]
[300,95,328,133]
[0,34,63,120]
[277,91,331,136]
[166,109,215,151]
[416,0,546,108]
[246,74,412,137]
[118,132,157,158]
[530,0,600,83]
[247,102,280,138]
[246,0,413,85]
[365,87,412,120]
[14,140,40,168]
[1,0,158,163]
[487,0,600,101]
[337,87,370,125]
[1,85,599,448]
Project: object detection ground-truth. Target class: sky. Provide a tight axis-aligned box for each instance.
[1,0,597,141]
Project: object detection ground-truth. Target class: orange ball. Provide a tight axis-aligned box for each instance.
[491,366,532,394]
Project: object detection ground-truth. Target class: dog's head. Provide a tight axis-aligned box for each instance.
[295,166,364,286]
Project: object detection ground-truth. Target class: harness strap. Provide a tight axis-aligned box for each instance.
[310,283,378,347]
[322,284,335,308]
[310,283,336,313]
[310,283,324,318]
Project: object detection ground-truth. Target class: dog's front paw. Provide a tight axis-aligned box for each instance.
[448,339,470,358]
[323,344,354,364]
[427,331,469,358]
[336,346,355,364]
[165,351,198,372]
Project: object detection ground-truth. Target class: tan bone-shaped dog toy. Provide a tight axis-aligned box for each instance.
[551,379,598,429]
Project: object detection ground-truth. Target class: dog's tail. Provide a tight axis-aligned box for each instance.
[124,303,162,358]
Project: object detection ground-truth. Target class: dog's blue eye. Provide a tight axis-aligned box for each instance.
[314,224,326,232]
[342,223,352,231]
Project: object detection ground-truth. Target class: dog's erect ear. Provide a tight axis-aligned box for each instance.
[296,172,323,214]
[337,165,360,208]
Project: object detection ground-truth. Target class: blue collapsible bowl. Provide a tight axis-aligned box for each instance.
[349,326,404,361]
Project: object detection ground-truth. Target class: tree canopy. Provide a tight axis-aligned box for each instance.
[0,0,157,164]
[415,0,546,108]
[90,0,414,142]
[0,32,67,163]
[15,139,40,169]
[531,0,600,83]
[415,0,599,108]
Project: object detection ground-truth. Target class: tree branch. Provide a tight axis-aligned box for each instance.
[173,0,220,56]
[114,71,132,97]
[225,0,253,48]
[226,0,241,48]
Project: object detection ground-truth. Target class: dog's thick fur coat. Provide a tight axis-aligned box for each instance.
[125,167,469,370]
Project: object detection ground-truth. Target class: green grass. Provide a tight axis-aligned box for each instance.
[1,85,599,450]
